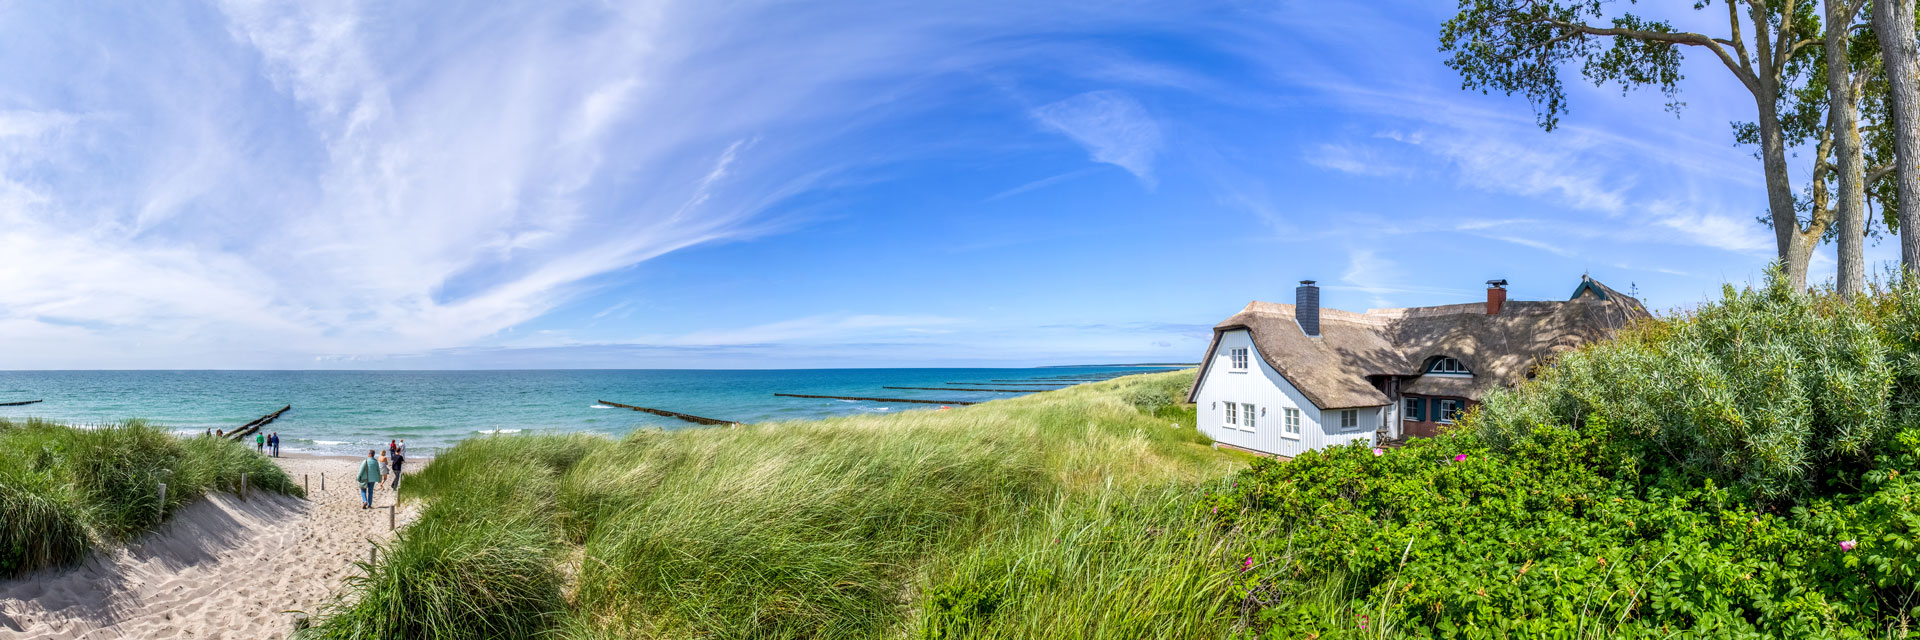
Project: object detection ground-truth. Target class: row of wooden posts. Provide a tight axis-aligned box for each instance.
[155,471,395,532]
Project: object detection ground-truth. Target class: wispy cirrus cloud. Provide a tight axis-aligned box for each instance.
[1031,90,1164,187]
[0,1,1245,368]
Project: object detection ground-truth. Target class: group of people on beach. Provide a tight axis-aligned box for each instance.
[357,440,406,509]
[254,432,281,457]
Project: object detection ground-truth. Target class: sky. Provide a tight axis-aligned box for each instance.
[0,1,1890,369]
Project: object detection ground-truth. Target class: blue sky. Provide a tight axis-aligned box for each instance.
[0,1,1886,369]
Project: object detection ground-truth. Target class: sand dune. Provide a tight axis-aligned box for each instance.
[0,455,418,639]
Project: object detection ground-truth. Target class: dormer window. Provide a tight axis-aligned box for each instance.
[1427,357,1470,375]
[1229,347,1249,370]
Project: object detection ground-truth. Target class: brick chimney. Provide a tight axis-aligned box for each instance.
[1296,280,1320,337]
[1486,279,1508,315]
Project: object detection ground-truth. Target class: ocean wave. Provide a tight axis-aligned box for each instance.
[590,404,613,409]
[476,428,522,434]
[312,440,348,446]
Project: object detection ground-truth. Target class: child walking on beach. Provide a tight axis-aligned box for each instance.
[357,450,382,509]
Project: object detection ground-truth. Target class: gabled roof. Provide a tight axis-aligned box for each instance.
[1188,277,1650,409]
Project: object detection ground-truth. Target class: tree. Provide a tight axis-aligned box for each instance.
[1441,0,1828,288]
[1827,0,1870,296]
[1871,0,1920,275]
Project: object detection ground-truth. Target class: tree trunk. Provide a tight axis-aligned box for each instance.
[1875,0,1920,276]
[1832,1,1868,297]
[1757,79,1813,290]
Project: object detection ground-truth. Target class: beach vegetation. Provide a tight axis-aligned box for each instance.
[0,418,301,577]
[299,371,1256,639]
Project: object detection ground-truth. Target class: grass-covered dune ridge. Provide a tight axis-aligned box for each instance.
[0,418,302,577]
[301,371,1267,639]
[1215,274,1920,637]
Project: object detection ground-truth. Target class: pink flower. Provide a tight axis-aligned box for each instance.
[1841,539,1858,551]
[1241,557,1254,572]
[1210,506,1218,515]
[1453,454,1468,462]
[1373,448,1384,457]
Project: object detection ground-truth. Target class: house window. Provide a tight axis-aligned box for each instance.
[1229,347,1249,370]
[1224,402,1238,427]
[1404,397,1425,422]
[1340,409,1357,428]
[1437,399,1463,423]
[1427,357,1470,375]
[1241,403,1257,431]
[1283,408,1301,438]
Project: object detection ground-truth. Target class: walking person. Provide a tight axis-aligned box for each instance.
[378,449,391,492]
[389,449,404,490]
[357,450,381,509]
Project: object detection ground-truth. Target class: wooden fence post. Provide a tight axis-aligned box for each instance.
[157,482,167,524]
[388,505,395,531]
[241,472,248,500]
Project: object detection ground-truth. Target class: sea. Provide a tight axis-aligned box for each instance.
[0,367,1179,456]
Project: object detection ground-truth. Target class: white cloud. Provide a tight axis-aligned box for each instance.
[0,1,1239,368]
[1030,90,1163,187]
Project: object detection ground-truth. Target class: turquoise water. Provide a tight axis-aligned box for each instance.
[0,367,1176,456]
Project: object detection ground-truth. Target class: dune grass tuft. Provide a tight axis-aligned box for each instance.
[0,418,301,577]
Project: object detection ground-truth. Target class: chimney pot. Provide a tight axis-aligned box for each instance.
[1296,280,1321,336]
[1487,280,1507,315]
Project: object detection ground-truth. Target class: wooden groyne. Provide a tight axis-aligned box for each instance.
[774,393,976,406]
[597,400,736,426]
[946,382,1067,386]
[226,405,291,441]
[0,399,42,407]
[881,386,1039,393]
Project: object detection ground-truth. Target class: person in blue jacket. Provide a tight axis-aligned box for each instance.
[357,450,383,509]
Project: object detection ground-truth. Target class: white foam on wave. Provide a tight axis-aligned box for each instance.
[476,428,522,434]
[312,440,348,446]
[590,404,613,409]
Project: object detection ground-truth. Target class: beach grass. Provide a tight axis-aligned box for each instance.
[0,418,302,577]
[300,370,1260,639]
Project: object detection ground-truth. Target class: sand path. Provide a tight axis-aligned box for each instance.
[0,455,420,639]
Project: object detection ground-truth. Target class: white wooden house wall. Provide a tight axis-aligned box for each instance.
[1194,329,1379,457]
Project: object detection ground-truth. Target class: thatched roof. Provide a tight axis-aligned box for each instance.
[1190,277,1649,409]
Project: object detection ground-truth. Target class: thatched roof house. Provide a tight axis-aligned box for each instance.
[1189,276,1647,457]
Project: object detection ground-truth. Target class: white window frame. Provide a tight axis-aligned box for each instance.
[1340,409,1357,428]
[1282,408,1301,439]
[1436,399,1462,424]
[1241,403,1257,432]
[1229,347,1249,371]
[1427,357,1471,376]
[1224,401,1238,427]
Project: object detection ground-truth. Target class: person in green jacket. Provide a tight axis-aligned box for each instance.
[256,432,265,452]
[357,450,383,509]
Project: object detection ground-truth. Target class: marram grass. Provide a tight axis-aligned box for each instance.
[0,418,302,577]
[300,371,1268,639]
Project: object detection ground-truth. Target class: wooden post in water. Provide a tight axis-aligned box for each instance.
[157,482,167,524]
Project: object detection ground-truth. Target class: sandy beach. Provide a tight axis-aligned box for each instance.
[0,454,419,639]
